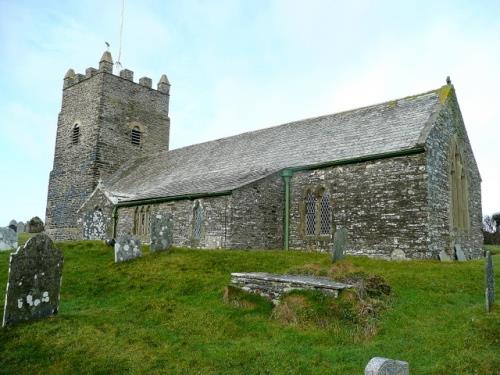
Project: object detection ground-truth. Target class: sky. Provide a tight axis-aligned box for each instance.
[0,0,499,226]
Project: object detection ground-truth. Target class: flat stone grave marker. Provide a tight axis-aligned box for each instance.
[2,234,63,327]
[150,213,173,252]
[114,235,142,263]
[485,251,495,312]
[332,228,348,262]
[365,357,409,375]
[454,244,466,261]
[0,227,18,251]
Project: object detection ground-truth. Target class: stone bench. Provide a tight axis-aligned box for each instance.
[230,272,352,304]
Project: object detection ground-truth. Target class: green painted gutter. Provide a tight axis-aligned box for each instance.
[281,169,293,250]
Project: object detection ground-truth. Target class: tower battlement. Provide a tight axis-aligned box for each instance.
[62,51,170,95]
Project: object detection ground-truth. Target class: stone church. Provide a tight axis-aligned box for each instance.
[45,51,483,260]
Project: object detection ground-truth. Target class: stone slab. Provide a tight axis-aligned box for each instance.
[2,234,63,327]
[150,213,173,252]
[438,250,452,261]
[230,272,352,304]
[485,251,495,312]
[365,357,409,375]
[114,235,141,263]
[332,227,348,262]
[454,244,466,261]
[0,227,18,251]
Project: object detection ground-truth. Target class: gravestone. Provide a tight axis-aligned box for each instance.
[150,213,173,252]
[485,251,495,313]
[438,250,452,261]
[454,244,466,261]
[114,235,142,263]
[2,234,63,327]
[28,216,44,233]
[17,222,25,233]
[331,228,348,262]
[0,227,18,251]
[365,357,409,375]
[390,249,406,260]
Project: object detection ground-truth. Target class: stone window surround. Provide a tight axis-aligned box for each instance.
[449,137,470,232]
[128,121,146,148]
[191,200,205,241]
[70,121,81,145]
[302,186,332,238]
[133,205,151,235]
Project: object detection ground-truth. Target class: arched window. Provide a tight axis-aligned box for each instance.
[305,191,317,235]
[192,201,204,240]
[319,192,331,235]
[450,140,469,231]
[131,126,141,146]
[72,123,80,144]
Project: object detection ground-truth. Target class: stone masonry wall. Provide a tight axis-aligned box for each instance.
[46,62,169,241]
[425,89,483,259]
[77,188,114,240]
[288,154,430,259]
[227,174,284,249]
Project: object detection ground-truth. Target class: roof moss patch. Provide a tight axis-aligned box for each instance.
[439,85,453,104]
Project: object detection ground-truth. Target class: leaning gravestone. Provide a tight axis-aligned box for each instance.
[114,235,142,263]
[331,228,348,262]
[454,244,466,261]
[150,213,173,252]
[485,251,495,313]
[365,357,409,375]
[0,227,18,251]
[2,234,63,327]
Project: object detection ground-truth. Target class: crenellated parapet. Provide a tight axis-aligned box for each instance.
[63,50,170,95]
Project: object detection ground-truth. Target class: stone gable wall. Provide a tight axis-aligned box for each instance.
[288,154,430,258]
[77,188,114,240]
[425,90,483,259]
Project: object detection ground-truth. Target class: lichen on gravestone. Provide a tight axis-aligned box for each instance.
[2,234,63,327]
[150,213,173,252]
[114,235,142,263]
[0,227,18,251]
[364,357,409,375]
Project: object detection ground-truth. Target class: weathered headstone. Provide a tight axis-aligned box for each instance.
[454,244,466,261]
[0,227,18,251]
[390,249,406,260]
[17,222,25,233]
[114,235,142,263]
[365,357,409,375]
[2,234,63,327]
[28,216,44,233]
[331,228,348,262]
[150,213,173,252]
[8,219,17,233]
[438,250,452,261]
[485,251,495,313]
[82,209,106,240]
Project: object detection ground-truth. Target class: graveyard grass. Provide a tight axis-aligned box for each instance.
[0,242,499,375]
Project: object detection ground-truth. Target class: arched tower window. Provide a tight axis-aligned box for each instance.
[192,201,204,240]
[131,126,141,146]
[72,123,80,145]
[319,192,331,235]
[305,191,317,236]
[450,140,470,231]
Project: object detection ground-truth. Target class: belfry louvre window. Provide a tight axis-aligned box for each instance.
[450,141,470,231]
[319,193,331,235]
[131,126,141,146]
[72,124,80,144]
[192,202,204,240]
[305,191,317,235]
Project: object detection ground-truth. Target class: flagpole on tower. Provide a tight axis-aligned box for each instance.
[116,0,125,69]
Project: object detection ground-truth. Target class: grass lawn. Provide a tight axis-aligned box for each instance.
[0,242,498,374]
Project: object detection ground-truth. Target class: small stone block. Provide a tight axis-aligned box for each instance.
[139,77,152,88]
[150,213,173,252]
[120,69,134,81]
[2,234,63,327]
[85,67,97,78]
[75,73,85,83]
[454,244,466,261]
[114,235,142,263]
[332,228,348,262]
[0,227,17,251]
[365,357,409,375]
[439,250,452,261]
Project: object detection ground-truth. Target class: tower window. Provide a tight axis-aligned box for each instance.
[131,126,141,146]
[72,124,80,145]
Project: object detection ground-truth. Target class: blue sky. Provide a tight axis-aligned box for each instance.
[0,0,499,225]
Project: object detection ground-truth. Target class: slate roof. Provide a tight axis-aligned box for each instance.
[104,87,444,203]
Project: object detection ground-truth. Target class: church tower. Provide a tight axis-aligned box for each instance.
[45,51,171,240]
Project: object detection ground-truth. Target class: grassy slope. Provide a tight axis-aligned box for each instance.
[0,242,498,375]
